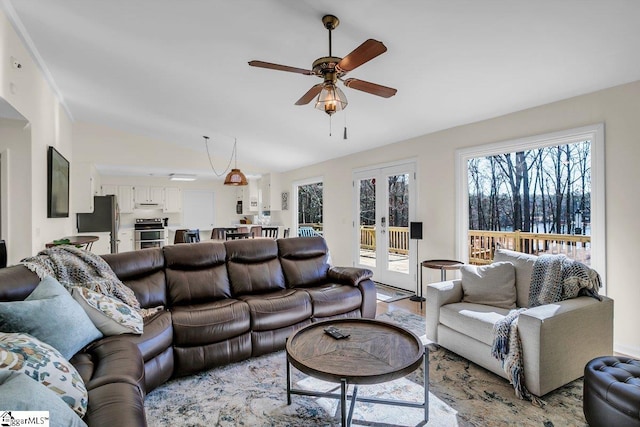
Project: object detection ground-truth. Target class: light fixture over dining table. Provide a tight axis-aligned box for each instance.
[203,136,248,186]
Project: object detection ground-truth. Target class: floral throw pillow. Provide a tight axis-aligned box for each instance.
[71,287,143,335]
[0,332,88,417]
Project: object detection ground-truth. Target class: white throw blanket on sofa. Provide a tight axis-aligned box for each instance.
[491,254,602,404]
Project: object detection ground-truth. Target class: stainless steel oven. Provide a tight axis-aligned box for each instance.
[134,218,166,250]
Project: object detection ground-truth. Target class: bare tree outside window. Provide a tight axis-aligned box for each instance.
[468,140,591,264]
[298,182,323,232]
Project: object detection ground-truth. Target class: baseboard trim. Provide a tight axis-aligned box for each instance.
[614,343,640,359]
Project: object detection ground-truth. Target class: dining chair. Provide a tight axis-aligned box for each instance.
[225,232,251,240]
[298,226,319,237]
[262,227,279,239]
[174,229,189,244]
[211,228,227,240]
[250,226,262,238]
[183,229,200,243]
[236,226,250,233]
[283,228,290,238]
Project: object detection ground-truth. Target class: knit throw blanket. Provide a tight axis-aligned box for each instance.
[491,254,602,405]
[21,245,149,316]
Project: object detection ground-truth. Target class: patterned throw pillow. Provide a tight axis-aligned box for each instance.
[71,287,143,335]
[0,332,88,417]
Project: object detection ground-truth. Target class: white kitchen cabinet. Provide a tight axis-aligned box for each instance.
[259,173,281,211]
[134,186,164,205]
[117,186,135,213]
[163,187,182,213]
[101,184,117,196]
[242,179,259,213]
[72,162,100,213]
[118,229,134,253]
[102,185,134,213]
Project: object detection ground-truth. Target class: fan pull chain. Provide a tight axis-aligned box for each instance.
[329,115,332,137]
[343,110,348,140]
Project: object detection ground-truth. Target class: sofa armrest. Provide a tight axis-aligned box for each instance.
[327,266,373,286]
[518,295,614,396]
[425,279,463,342]
[82,339,146,395]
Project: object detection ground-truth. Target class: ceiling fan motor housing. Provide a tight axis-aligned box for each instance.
[312,57,344,81]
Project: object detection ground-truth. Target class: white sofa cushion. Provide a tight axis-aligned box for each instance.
[439,302,511,346]
[493,248,537,307]
[460,261,516,309]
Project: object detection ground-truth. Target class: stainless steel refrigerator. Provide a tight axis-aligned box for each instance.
[76,195,120,253]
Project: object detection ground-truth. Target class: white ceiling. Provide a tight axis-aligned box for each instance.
[4,0,640,176]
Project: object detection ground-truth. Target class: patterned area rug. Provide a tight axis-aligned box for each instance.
[145,310,586,426]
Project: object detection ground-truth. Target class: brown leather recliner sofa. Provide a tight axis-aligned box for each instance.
[0,237,376,426]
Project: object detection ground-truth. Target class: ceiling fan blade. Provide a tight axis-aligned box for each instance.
[336,39,387,73]
[343,78,397,98]
[295,84,323,105]
[248,60,313,75]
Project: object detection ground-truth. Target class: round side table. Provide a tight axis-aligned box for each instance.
[421,259,464,282]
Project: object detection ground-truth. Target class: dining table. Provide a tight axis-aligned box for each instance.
[45,235,99,251]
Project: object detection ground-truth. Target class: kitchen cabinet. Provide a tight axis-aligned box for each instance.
[118,229,134,253]
[117,186,135,213]
[102,185,134,213]
[163,187,182,213]
[134,186,164,205]
[242,179,259,214]
[259,173,281,211]
[72,162,100,213]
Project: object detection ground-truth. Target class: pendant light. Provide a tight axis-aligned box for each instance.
[204,136,248,186]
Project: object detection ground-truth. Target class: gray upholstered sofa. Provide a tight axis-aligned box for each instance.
[426,248,614,396]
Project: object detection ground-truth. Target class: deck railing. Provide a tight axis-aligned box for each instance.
[358,227,590,265]
[359,226,409,255]
[468,229,591,265]
[360,225,591,265]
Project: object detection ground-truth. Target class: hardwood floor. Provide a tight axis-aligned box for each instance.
[376,296,425,317]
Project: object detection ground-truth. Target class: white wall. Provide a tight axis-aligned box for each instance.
[279,80,640,358]
[0,117,30,262]
[0,11,73,263]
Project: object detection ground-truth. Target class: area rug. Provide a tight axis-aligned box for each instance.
[145,311,587,426]
[375,283,413,302]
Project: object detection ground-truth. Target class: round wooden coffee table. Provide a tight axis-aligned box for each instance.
[286,318,428,426]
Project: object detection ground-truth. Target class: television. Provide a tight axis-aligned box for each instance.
[47,146,70,218]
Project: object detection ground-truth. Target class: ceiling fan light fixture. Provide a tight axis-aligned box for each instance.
[315,83,347,116]
[223,168,248,186]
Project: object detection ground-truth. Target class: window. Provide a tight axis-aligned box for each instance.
[456,124,606,288]
[293,178,323,237]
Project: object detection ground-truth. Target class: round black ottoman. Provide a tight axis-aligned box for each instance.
[583,356,640,427]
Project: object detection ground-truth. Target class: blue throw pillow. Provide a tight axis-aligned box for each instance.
[0,275,103,359]
[0,370,87,427]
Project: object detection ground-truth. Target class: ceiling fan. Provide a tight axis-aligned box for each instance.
[248,14,397,116]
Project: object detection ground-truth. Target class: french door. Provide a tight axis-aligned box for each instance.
[353,162,416,291]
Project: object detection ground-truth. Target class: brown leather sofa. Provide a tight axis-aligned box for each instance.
[0,237,376,426]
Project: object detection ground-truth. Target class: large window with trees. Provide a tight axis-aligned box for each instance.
[295,179,323,236]
[456,124,605,286]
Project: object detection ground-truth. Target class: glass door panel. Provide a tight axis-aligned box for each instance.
[354,163,415,291]
[358,177,376,268]
[386,173,410,276]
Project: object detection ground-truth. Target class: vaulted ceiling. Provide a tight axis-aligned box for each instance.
[5,0,640,176]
